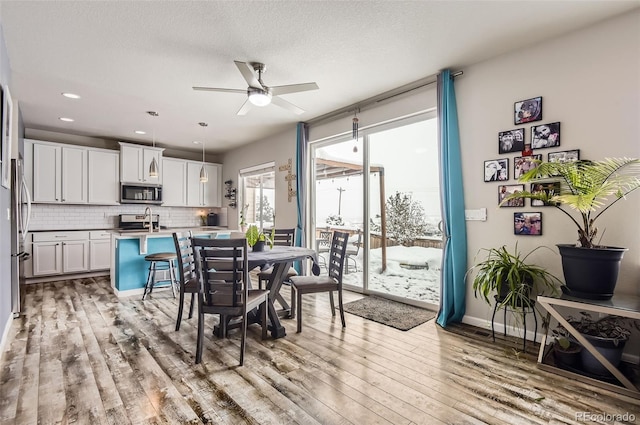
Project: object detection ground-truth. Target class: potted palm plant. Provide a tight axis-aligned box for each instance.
[469,244,562,323]
[502,158,640,300]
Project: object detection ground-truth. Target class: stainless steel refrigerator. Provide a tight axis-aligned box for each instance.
[10,158,31,317]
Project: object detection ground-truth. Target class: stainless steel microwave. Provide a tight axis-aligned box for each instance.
[120,183,163,205]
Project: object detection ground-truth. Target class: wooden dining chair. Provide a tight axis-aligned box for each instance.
[257,228,298,289]
[172,231,199,331]
[316,230,333,270]
[289,231,349,333]
[192,237,269,365]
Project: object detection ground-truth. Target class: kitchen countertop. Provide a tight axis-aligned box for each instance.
[111,226,231,237]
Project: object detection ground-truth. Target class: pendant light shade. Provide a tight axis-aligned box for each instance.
[149,157,159,177]
[147,111,159,178]
[198,122,208,183]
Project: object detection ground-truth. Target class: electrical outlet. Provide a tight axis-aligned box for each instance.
[6,208,10,220]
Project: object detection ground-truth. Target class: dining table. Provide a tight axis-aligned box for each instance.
[213,245,319,339]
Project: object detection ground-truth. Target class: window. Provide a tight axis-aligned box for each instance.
[239,162,276,229]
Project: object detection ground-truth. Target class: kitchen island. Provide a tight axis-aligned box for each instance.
[110,227,233,297]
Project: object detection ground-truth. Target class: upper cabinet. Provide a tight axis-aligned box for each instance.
[162,158,187,206]
[88,149,120,204]
[25,139,119,205]
[28,140,88,204]
[119,142,164,183]
[185,161,222,207]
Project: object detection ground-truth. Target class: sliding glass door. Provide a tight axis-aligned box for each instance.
[311,113,442,306]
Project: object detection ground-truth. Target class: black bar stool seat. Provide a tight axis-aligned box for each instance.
[142,252,179,300]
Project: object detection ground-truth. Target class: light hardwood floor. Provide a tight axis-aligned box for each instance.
[1,277,639,424]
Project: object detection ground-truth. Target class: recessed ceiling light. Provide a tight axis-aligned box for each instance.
[134,130,146,135]
[193,141,201,144]
[59,117,74,122]
[61,92,81,99]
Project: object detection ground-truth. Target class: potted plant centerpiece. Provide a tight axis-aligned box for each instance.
[470,244,562,324]
[502,158,640,300]
[245,225,274,252]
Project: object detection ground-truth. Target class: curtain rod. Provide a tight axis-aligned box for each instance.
[306,70,463,127]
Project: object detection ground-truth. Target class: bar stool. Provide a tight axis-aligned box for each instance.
[142,252,179,300]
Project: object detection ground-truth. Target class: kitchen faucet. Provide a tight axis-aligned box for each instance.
[143,206,153,233]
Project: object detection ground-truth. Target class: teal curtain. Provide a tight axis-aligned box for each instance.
[436,69,467,327]
[294,122,309,273]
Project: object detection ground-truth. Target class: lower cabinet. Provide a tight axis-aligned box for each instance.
[31,230,110,277]
[89,231,112,271]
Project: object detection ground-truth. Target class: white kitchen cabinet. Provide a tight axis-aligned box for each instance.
[162,158,187,206]
[62,240,90,273]
[30,140,87,204]
[202,163,222,207]
[89,231,112,271]
[119,142,164,183]
[186,161,222,207]
[88,149,120,204]
[32,241,63,276]
[32,231,92,276]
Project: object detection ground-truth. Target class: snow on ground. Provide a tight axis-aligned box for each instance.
[322,246,442,304]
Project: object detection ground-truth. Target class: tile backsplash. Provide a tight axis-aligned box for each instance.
[29,204,227,230]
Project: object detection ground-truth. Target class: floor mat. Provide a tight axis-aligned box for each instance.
[342,296,437,331]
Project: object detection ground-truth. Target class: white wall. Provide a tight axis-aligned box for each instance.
[223,10,640,337]
[221,127,300,230]
[458,10,640,329]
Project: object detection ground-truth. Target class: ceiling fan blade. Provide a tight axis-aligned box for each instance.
[193,86,246,94]
[234,61,262,88]
[236,99,253,116]
[270,82,319,96]
[271,96,305,115]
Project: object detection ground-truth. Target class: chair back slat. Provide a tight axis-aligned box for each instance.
[328,231,349,284]
[264,228,296,247]
[192,237,248,309]
[173,231,196,286]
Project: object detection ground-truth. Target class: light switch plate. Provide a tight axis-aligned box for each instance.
[465,208,487,221]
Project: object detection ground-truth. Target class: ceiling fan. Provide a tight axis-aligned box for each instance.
[193,61,319,116]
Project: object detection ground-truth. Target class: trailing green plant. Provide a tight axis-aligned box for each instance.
[469,244,562,315]
[501,158,640,248]
[566,312,640,345]
[244,225,274,248]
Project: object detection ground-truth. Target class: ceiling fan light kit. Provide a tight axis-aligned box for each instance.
[248,87,272,106]
[193,60,318,115]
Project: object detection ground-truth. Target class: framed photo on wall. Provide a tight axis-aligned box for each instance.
[548,149,580,163]
[514,212,542,235]
[531,122,560,149]
[514,96,542,125]
[484,158,509,182]
[531,182,560,206]
[498,128,525,154]
[499,184,524,207]
[514,154,542,179]
[1,86,10,189]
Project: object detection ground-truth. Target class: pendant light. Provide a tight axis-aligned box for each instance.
[198,122,208,183]
[147,111,159,178]
[352,109,359,153]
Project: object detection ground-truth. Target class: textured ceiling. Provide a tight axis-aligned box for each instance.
[0,1,637,154]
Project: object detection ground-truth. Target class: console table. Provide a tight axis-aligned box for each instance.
[537,294,640,399]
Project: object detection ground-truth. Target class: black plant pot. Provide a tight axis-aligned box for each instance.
[252,240,265,252]
[579,334,627,377]
[557,244,627,300]
[552,341,582,367]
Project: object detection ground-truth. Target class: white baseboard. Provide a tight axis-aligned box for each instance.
[461,314,639,364]
[113,284,174,298]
